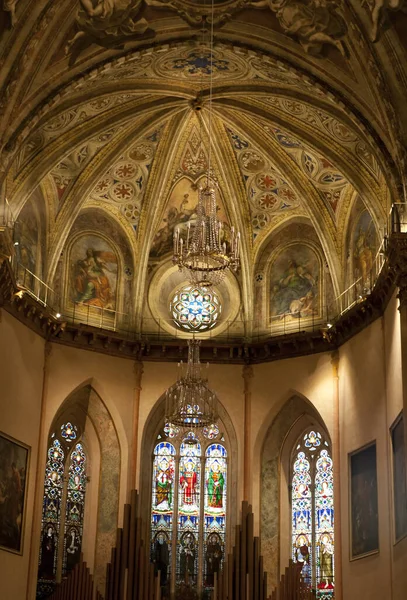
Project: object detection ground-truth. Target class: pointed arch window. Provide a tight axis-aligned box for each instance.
[37,425,88,599]
[151,431,228,595]
[291,430,334,598]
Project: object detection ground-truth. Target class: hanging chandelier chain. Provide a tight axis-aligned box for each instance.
[172,0,240,288]
[164,339,218,434]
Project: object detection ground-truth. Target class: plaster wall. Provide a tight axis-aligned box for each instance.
[0,310,45,600]
[1,296,407,599]
[339,292,406,600]
[252,351,334,528]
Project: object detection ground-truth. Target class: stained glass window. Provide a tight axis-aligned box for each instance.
[151,442,176,586]
[61,422,77,442]
[291,430,334,599]
[37,430,88,599]
[63,443,87,575]
[204,444,227,589]
[177,440,201,584]
[170,286,221,331]
[150,435,228,594]
[38,439,65,586]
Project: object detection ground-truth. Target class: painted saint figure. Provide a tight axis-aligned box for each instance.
[73,247,116,309]
[207,462,224,509]
[271,258,317,318]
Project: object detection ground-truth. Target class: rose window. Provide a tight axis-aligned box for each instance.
[170,286,220,331]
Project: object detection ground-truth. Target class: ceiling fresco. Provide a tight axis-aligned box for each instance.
[1,0,406,338]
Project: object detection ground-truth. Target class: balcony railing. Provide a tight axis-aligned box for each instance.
[9,203,404,343]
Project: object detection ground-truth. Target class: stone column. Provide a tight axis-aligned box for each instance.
[331,350,342,600]
[129,360,143,493]
[242,364,254,502]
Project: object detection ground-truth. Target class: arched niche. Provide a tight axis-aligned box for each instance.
[253,220,335,333]
[343,195,380,296]
[51,208,134,328]
[139,391,239,551]
[13,186,47,288]
[40,384,121,596]
[261,394,330,593]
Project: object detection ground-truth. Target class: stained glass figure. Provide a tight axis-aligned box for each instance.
[151,442,176,583]
[61,422,77,442]
[37,439,65,598]
[63,443,87,574]
[177,440,201,583]
[205,532,223,587]
[38,440,64,582]
[315,449,334,598]
[291,431,335,599]
[292,451,312,586]
[204,444,227,589]
[171,286,220,331]
[150,434,228,593]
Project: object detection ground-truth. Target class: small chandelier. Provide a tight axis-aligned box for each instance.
[164,338,218,438]
[173,185,240,287]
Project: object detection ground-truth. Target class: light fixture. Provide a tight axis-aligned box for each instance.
[172,1,240,287]
[164,338,218,437]
[173,186,240,287]
[56,312,61,319]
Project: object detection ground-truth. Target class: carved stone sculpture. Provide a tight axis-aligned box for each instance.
[368,0,407,42]
[250,0,348,56]
[65,0,150,55]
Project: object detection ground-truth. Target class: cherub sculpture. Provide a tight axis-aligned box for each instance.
[65,0,150,55]
[250,0,348,56]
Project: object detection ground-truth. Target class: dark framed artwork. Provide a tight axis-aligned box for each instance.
[349,442,379,560]
[391,414,407,542]
[0,431,30,554]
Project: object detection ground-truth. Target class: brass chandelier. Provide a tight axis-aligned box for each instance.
[172,1,240,287]
[173,185,240,287]
[164,338,218,437]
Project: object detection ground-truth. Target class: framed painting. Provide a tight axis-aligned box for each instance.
[349,441,379,560]
[0,431,30,554]
[391,414,407,543]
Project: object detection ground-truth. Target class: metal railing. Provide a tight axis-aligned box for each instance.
[10,203,406,342]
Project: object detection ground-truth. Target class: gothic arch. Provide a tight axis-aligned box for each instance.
[40,383,121,595]
[139,389,239,547]
[260,393,330,593]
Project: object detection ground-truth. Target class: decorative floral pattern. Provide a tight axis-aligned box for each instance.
[225,126,300,239]
[89,127,163,230]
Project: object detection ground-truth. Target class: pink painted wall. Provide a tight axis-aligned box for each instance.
[0,310,45,600]
[339,292,407,600]
[1,292,407,600]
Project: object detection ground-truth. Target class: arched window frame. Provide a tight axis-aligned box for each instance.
[37,424,88,598]
[150,428,229,596]
[290,429,334,598]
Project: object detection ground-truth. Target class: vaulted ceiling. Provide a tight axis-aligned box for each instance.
[1,0,406,338]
